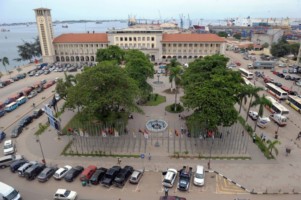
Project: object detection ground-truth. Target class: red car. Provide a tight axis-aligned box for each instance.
[273,71,279,75]
[80,165,97,181]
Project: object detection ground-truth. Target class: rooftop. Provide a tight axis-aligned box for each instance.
[53,33,109,43]
[162,33,226,42]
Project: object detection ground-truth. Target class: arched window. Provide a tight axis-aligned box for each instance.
[61,56,65,62]
[71,56,75,61]
[81,56,84,61]
[56,56,60,62]
[90,56,94,61]
[86,56,89,61]
[76,56,79,61]
[66,56,70,62]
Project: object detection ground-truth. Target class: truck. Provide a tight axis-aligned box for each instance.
[269,114,287,127]
[253,61,276,69]
[177,166,192,191]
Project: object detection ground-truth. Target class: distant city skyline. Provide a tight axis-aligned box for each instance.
[0,0,300,23]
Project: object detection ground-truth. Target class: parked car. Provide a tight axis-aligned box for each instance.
[53,189,77,200]
[113,166,133,187]
[64,166,84,182]
[193,165,205,186]
[285,75,291,80]
[89,167,107,185]
[44,70,50,75]
[3,140,15,155]
[53,165,72,180]
[11,125,23,138]
[0,109,5,117]
[24,163,46,180]
[0,154,23,168]
[33,108,43,119]
[274,82,283,87]
[129,168,144,184]
[101,166,121,187]
[10,159,27,173]
[19,116,33,128]
[177,166,193,191]
[0,131,6,142]
[80,165,97,181]
[17,161,37,176]
[38,166,58,182]
[248,111,258,121]
[28,90,38,99]
[162,168,178,188]
[37,86,44,93]
[277,73,285,78]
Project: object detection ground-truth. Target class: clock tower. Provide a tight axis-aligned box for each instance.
[34,8,55,63]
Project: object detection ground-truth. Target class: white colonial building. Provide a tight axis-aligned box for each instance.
[35,8,226,64]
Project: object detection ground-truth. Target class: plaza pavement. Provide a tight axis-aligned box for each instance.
[16,68,301,196]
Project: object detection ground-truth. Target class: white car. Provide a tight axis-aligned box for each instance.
[3,140,15,155]
[55,93,61,101]
[248,111,258,120]
[162,168,177,188]
[53,189,77,200]
[193,165,205,186]
[53,165,72,180]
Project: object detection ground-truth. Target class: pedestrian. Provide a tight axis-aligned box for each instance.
[117,157,121,165]
[242,130,244,136]
[260,133,264,139]
[32,102,35,108]
[253,135,256,143]
[220,133,223,139]
[296,132,301,140]
[164,187,169,197]
[148,153,151,161]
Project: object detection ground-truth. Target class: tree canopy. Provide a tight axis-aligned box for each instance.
[15,37,41,62]
[96,45,125,64]
[65,61,141,120]
[182,55,243,130]
[271,37,300,58]
[124,49,154,99]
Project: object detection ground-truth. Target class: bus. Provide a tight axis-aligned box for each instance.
[242,77,255,86]
[266,83,288,100]
[253,61,276,69]
[239,68,253,79]
[265,96,290,117]
[286,95,301,113]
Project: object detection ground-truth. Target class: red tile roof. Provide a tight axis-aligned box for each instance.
[53,33,108,43]
[162,33,226,42]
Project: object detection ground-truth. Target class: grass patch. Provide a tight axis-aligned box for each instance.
[34,123,49,136]
[165,103,184,113]
[144,93,166,106]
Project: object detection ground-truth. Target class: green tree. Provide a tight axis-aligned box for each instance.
[217,31,228,38]
[124,50,154,100]
[236,84,253,114]
[262,42,269,48]
[55,72,77,101]
[250,94,273,132]
[182,55,241,130]
[166,58,181,77]
[15,37,41,62]
[169,66,182,111]
[96,45,125,64]
[267,140,281,157]
[65,61,141,121]
[233,33,241,40]
[0,57,9,74]
[245,86,264,122]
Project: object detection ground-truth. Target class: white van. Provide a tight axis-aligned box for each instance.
[193,165,205,186]
[0,181,22,200]
[0,155,23,168]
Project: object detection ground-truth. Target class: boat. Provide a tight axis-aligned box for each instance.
[1,28,10,32]
[62,25,68,28]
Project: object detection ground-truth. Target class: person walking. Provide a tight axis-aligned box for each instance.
[148,153,151,161]
[296,132,301,140]
[117,157,122,165]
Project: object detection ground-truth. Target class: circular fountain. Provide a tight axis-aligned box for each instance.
[146,119,168,132]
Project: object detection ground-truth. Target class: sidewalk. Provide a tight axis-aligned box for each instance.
[17,69,301,195]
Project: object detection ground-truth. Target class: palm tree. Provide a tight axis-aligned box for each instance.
[236,85,253,113]
[0,57,9,74]
[250,94,273,133]
[169,66,182,111]
[245,86,264,122]
[267,140,281,157]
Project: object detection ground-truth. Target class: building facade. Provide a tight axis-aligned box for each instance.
[34,8,56,63]
[35,8,226,64]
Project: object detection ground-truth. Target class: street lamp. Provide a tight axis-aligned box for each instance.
[36,135,46,164]
[157,74,160,83]
[207,138,214,170]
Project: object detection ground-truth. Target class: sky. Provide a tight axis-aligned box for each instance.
[0,0,300,23]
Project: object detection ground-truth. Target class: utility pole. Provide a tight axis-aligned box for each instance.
[296,39,301,65]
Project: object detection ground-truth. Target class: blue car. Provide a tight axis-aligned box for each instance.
[0,109,5,117]
[0,131,6,142]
